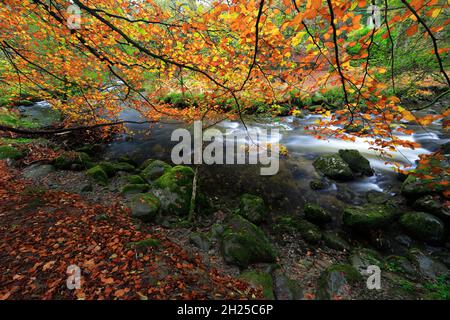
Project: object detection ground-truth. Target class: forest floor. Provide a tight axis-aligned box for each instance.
[0,160,262,300]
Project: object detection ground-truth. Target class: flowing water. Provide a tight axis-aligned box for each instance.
[20,102,448,218]
[100,108,448,218]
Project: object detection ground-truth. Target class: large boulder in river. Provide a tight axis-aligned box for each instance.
[141,160,172,182]
[220,214,277,268]
[313,154,353,180]
[399,212,444,243]
[338,149,373,176]
[343,204,396,231]
[238,193,267,224]
[152,165,194,216]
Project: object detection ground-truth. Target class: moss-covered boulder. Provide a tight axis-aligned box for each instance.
[338,149,373,176]
[97,161,117,177]
[240,271,274,300]
[130,193,161,222]
[117,156,138,167]
[113,162,135,173]
[401,174,449,197]
[238,193,267,224]
[54,151,91,170]
[399,212,444,243]
[152,165,194,216]
[304,203,332,225]
[189,232,211,251]
[274,216,322,244]
[316,264,362,300]
[350,248,382,275]
[343,204,396,231]
[323,232,350,251]
[121,184,150,195]
[313,154,353,180]
[309,179,328,190]
[141,159,172,182]
[220,215,277,268]
[86,165,108,185]
[0,145,23,159]
[272,269,303,300]
[127,175,146,184]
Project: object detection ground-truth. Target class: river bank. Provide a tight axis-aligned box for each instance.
[0,100,449,300]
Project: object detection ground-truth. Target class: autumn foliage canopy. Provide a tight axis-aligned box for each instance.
[0,0,449,158]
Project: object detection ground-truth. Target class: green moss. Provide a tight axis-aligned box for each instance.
[274,216,322,244]
[238,193,266,224]
[399,211,444,243]
[98,161,117,177]
[130,193,161,222]
[121,184,150,195]
[338,149,373,176]
[220,215,277,268]
[0,145,23,159]
[343,204,396,231]
[0,137,34,145]
[54,151,92,170]
[127,175,146,184]
[113,162,135,172]
[153,165,194,216]
[240,271,275,300]
[313,154,353,180]
[127,238,161,249]
[141,160,172,181]
[304,203,331,225]
[86,165,108,185]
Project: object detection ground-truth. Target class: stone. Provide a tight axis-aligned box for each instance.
[130,193,161,222]
[338,149,374,176]
[141,160,172,182]
[408,249,448,280]
[309,179,328,190]
[220,215,277,268]
[152,165,194,216]
[401,174,448,197]
[54,151,91,170]
[189,232,211,251]
[97,161,117,177]
[113,162,136,173]
[121,184,150,195]
[304,203,332,225]
[272,269,303,300]
[350,248,382,275]
[238,193,267,224]
[343,204,396,231]
[316,264,362,300]
[399,212,444,243]
[313,154,353,180]
[274,216,322,244]
[366,190,390,205]
[86,165,108,185]
[23,164,54,179]
[80,182,93,193]
[240,271,275,300]
[127,175,146,184]
[323,232,350,251]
